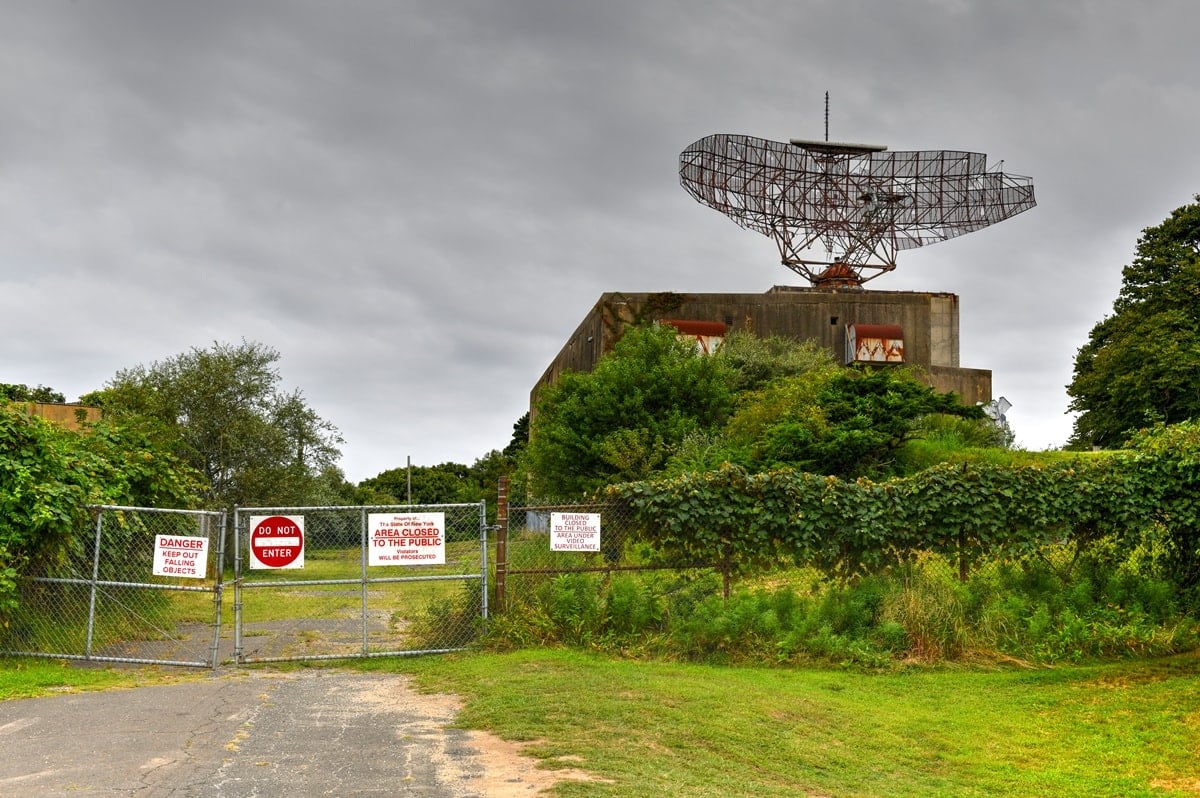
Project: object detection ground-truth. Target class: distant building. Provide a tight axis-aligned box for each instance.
[533,286,990,406]
[12,401,101,432]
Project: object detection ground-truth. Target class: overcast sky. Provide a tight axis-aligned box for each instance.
[3,1,1198,482]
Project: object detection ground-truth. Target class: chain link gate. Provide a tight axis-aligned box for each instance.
[0,506,227,668]
[232,502,488,663]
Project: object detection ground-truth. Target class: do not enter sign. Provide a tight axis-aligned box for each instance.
[249,515,305,569]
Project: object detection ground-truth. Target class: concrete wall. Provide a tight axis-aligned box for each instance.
[927,366,991,404]
[533,287,990,405]
[16,402,102,431]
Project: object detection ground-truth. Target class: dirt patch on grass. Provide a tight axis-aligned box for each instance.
[351,674,608,795]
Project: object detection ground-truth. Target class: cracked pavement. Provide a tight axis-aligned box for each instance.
[0,669,518,797]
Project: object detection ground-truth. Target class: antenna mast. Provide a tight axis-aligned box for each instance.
[824,91,829,142]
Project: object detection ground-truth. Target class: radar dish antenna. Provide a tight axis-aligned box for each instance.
[678,115,1036,287]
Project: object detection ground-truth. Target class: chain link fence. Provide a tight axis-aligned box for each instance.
[496,488,724,622]
[498,493,1059,603]
[0,506,226,668]
[232,503,488,663]
[3,490,1156,669]
[3,502,490,669]
[494,481,1114,657]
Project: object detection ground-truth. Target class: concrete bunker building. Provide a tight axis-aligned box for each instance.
[532,286,991,408]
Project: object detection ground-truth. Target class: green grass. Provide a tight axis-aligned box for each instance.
[895,439,1101,473]
[363,648,1200,797]
[0,658,199,700]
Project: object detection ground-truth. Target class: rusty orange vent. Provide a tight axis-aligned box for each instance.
[662,319,727,337]
[662,319,727,355]
[847,323,904,363]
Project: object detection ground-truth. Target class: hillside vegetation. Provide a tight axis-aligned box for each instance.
[499,326,1200,666]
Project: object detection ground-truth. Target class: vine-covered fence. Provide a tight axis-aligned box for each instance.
[498,423,1200,613]
[604,439,1200,593]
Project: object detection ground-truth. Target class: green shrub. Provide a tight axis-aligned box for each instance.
[604,574,664,636]
[880,569,969,660]
[486,546,1199,667]
[541,573,605,644]
[410,582,484,650]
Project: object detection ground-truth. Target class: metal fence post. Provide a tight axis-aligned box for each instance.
[232,508,243,663]
[83,509,105,659]
[479,499,489,621]
[496,477,508,611]
[360,506,369,656]
[209,511,227,670]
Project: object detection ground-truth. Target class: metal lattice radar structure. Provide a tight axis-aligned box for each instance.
[679,133,1036,287]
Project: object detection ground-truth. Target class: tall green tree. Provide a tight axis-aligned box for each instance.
[715,331,836,392]
[1068,196,1200,448]
[82,341,342,508]
[0,383,66,403]
[358,452,511,508]
[724,366,983,478]
[503,413,529,461]
[523,323,736,497]
[360,461,474,505]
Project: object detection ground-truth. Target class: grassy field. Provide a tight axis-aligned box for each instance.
[364,648,1200,798]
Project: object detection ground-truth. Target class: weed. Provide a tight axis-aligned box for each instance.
[486,546,1199,667]
[409,582,484,650]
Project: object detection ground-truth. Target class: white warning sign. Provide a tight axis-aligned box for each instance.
[368,512,446,565]
[153,535,209,579]
[550,512,601,552]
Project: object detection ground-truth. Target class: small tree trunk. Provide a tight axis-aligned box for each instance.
[957,531,969,583]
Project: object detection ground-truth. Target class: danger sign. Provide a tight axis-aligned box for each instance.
[550,512,601,552]
[249,515,305,569]
[152,535,209,579]
[368,512,445,566]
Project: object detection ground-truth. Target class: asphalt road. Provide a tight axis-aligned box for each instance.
[0,669,536,797]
